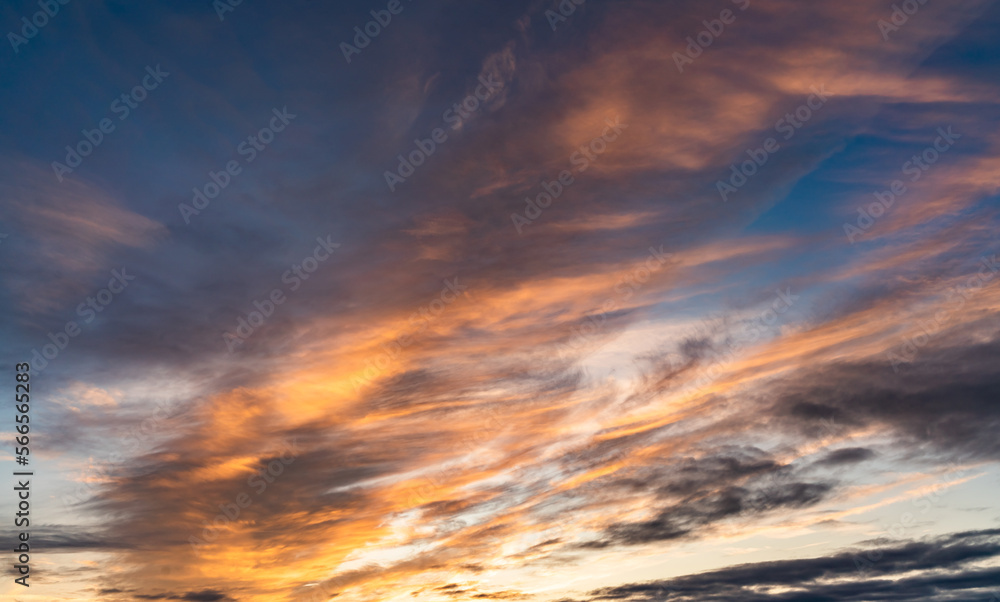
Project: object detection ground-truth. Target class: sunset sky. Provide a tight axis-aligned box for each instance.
[2,0,1000,600]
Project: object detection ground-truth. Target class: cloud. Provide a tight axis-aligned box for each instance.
[815,447,876,466]
[0,162,166,314]
[132,590,236,601]
[576,446,834,548]
[574,529,1000,601]
[768,338,1000,461]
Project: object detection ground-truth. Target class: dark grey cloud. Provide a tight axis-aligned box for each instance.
[573,529,1000,602]
[769,338,1000,462]
[433,582,530,599]
[0,525,130,552]
[134,590,235,601]
[569,445,834,548]
[582,480,831,548]
[815,447,877,466]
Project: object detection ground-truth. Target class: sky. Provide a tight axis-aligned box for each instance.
[1,0,1000,600]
